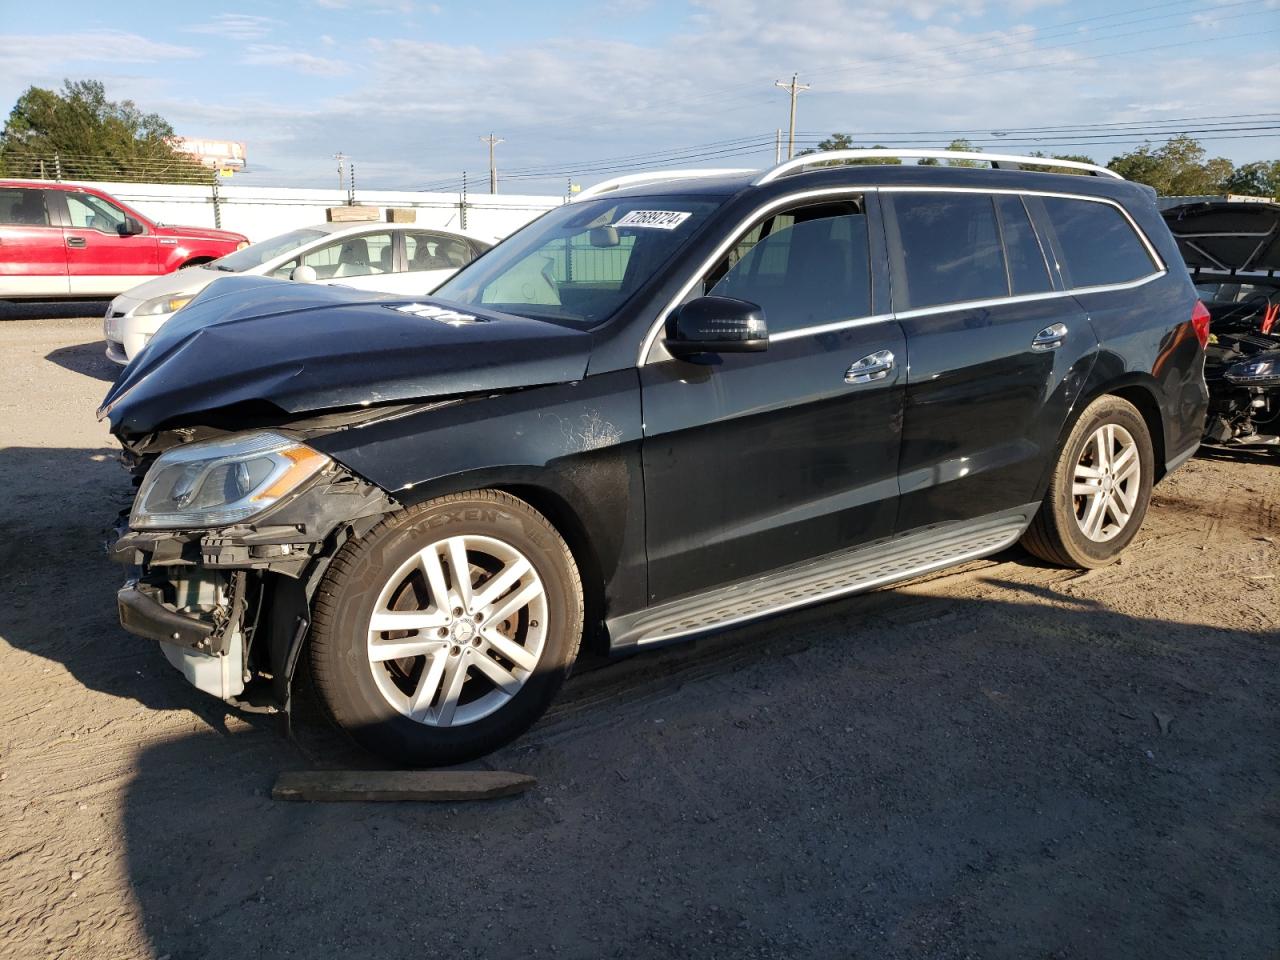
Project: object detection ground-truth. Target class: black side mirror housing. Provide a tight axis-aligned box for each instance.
[666,296,768,358]
[119,217,145,236]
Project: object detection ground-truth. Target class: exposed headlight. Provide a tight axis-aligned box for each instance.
[236,241,249,251]
[131,432,330,529]
[134,294,194,317]
[1223,357,1280,385]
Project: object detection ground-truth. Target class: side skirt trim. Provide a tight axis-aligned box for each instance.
[607,504,1038,652]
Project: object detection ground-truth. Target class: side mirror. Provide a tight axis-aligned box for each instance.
[290,265,317,283]
[666,296,768,358]
[119,217,145,236]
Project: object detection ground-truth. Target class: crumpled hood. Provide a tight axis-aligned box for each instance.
[1161,200,1280,273]
[99,275,592,436]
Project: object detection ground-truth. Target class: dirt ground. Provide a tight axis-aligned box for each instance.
[0,316,1276,960]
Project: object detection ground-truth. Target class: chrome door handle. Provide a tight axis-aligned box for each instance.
[66,236,86,248]
[845,349,895,384]
[1032,322,1068,351]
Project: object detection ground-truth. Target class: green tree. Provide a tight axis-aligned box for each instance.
[1224,159,1280,200]
[1107,135,1236,196]
[0,80,207,183]
[918,138,982,167]
[799,134,901,164]
[1026,150,1100,175]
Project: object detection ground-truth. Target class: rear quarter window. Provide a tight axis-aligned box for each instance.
[1040,196,1158,289]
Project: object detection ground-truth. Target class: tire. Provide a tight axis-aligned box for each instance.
[1021,395,1155,569]
[309,490,583,766]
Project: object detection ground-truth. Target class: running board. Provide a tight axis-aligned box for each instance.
[608,505,1037,652]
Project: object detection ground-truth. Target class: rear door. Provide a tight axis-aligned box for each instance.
[0,187,69,297]
[640,194,906,603]
[59,190,159,294]
[884,189,1096,531]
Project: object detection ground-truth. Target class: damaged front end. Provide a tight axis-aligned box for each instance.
[108,425,396,711]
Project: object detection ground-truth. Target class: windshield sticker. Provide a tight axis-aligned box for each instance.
[614,210,692,231]
[391,303,486,326]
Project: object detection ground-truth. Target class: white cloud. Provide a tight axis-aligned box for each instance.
[0,31,199,81]
[240,44,351,76]
[184,14,282,41]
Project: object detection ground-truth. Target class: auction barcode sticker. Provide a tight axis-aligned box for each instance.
[614,210,692,230]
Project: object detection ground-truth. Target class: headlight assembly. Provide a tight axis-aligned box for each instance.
[134,294,194,317]
[1223,356,1280,385]
[131,432,330,529]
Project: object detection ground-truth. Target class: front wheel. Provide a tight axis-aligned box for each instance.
[1022,395,1155,569]
[309,490,583,765]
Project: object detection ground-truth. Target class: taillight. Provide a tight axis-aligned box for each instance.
[1191,300,1211,350]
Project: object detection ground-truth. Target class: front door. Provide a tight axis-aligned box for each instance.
[883,189,1096,532]
[640,194,906,604]
[0,187,68,297]
[60,190,159,295]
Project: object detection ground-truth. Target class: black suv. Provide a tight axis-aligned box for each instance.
[101,150,1209,764]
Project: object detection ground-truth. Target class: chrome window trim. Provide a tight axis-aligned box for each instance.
[770,313,896,342]
[638,186,873,365]
[637,185,1166,367]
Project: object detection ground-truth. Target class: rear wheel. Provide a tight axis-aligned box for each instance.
[1022,395,1154,569]
[309,490,583,765]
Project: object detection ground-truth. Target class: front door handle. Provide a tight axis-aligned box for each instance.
[66,235,87,248]
[845,349,895,384]
[1032,322,1068,351]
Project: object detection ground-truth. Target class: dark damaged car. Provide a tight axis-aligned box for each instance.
[1161,199,1280,452]
[101,151,1209,765]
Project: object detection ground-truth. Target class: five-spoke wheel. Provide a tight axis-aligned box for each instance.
[1022,394,1155,568]
[309,491,583,766]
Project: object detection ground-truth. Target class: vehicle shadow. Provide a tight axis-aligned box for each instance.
[45,340,121,383]
[0,446,226,716]
[0,299,109,321]
[115,589,1279,960]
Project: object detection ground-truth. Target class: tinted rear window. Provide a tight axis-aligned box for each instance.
[0,188,50,226]
[886,192,1007,310]
[1040,197,1157,288]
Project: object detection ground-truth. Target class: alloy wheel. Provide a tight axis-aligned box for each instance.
[366,534,548,727]
[1072,423,1141,542]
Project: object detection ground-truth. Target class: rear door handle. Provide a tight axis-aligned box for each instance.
[66,236,86,248]
[845,349,895,384]
[1032,322,1068,351]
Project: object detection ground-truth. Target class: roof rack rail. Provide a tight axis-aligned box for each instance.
[754,149,1123,185]
[573,168,755,202]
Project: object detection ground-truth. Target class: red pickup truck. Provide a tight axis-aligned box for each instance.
[0,180,248,299]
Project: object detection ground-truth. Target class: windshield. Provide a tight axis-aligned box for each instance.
[208,227,329,272]
[432,196,722,327]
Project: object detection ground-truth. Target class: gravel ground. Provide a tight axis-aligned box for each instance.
[1,317,1277,960]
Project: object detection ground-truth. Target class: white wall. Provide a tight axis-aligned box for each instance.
[59,179,563,243]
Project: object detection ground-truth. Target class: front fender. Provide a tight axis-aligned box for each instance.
[307,369,648,619]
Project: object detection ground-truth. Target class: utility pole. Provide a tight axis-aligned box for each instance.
[773,74,810,160]
[775,129,782,164]
[479,133,504,194]
[334,152,346,192]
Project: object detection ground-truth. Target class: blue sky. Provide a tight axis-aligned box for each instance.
[1,0,1277,194]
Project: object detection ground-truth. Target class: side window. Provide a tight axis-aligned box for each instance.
[1039,197,1158,288]
[274,232,394,279]
[0,188,51,226]
[994,195,1053,295]
[885,192,1007,310]
[65,193,128,234]
[405,232,479,272]
[702,199,871,334]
